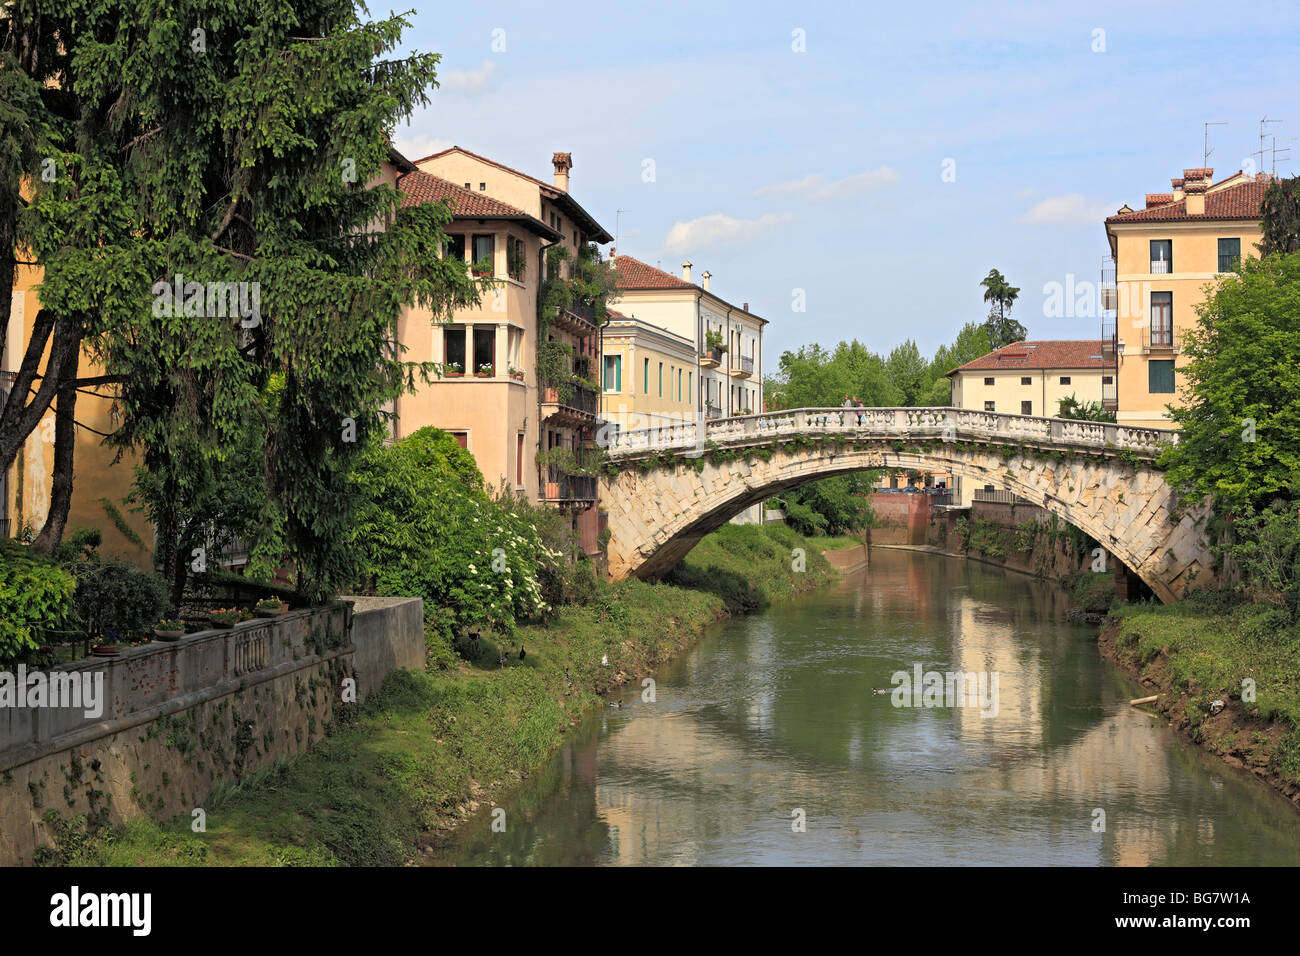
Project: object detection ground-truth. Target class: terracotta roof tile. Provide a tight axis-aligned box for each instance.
[949,340,1107,375]
[1106,175,1270,223]
[611,255,694,289]
[397,170,559,238]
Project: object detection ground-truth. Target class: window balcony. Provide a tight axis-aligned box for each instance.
[1150,259,1172,274]
[542,473,598,504]
[705,402,723,420]
[700,346,723,369]
[1145,326,1176,351]
[541,382,600,427]
[729,355,754,378]
[1102,381,1118,412]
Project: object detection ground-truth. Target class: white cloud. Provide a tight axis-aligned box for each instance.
[392,132,454,162]
[753,166,899,201]
[662,213,792,255]
[1016,193,1113,226]
[440,59,499,93]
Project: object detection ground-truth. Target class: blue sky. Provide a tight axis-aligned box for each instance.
[392,0,1300,361]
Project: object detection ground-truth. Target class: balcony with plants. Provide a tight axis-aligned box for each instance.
[701,328,726,368]
[538,340,600,425]
[535,446,605,504]
[540,243,616,336]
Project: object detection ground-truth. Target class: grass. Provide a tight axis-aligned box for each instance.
[1109,600,1300,782]
[37,524,834,866]
[802,533,866,553]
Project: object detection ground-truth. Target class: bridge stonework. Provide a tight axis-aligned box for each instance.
[600,408,1214,604]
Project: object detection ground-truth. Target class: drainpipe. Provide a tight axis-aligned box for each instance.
[536,234,562,500]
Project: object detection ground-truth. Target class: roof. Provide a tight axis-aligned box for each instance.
[397,170,560,239]
[1107,172,1271,224]
[411,146,613,243]
[612,254,769,325]
[948,340,1108,376]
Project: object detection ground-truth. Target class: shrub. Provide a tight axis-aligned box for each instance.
[1072,571,1116,614]
[0,540,77,663]
[69,558,171,643]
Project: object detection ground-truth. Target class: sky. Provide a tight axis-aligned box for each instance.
[391,0,1300,362]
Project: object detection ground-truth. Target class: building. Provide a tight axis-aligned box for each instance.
[605,255,767,523]
[599,309,697,430]
[396,147,613,551]
[607,256,766,424]
[1102,167,1269,428]
[946,339,1109,505]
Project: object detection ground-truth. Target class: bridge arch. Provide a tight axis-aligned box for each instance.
[600,408,1214,604]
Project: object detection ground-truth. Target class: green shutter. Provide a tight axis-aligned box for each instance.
[1148,359,1176,394]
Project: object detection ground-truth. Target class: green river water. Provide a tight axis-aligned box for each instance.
[434,549,1300,866]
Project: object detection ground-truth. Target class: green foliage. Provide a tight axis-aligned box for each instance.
[1220,499,1300,614]
[1260,175,1300,256]
[66,554,171,644]
[980,268,1025,348]
[884,340,928,405]
[0,539,76,662]
[350,428,557,639]
[773,474,877,537]
[9,2,482,601]
[1057,394,1115,422]
[1161,252,1300,514]
[1071,571,1116,614]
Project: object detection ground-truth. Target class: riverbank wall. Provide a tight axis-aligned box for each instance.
[0,597,423,865]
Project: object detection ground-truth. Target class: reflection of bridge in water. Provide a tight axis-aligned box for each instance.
[601,407,1212,603]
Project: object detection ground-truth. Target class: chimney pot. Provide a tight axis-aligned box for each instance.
[743,302,749,312]
[681,260,692,282]
[701,270,712,291]
[552,151,572,191]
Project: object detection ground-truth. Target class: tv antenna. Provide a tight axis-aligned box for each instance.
[614,208,625,257]
[1257,116,1282,174]
[1203,121,1227,166]
[1272,137,1295,177]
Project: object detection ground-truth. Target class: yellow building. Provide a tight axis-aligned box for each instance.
[607,255,767,523]
[600,309,697,430]
[397,147,613,550]
[946,339,1108,505]
[1102,167,1269,428]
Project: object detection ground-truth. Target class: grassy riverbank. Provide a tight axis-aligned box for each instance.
[38,524,835,866]
[1100,601,1300,807]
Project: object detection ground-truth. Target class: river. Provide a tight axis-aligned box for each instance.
[433,548,1300,866]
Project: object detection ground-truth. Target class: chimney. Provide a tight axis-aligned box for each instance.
[701,270,711,291]
[551,152,572,191]
[1184,178,1206,215]
[681,260,692,282]
[1170,177,1184,201]
[743,302,749,312]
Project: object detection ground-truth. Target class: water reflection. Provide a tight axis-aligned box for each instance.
[434,550,1300,866]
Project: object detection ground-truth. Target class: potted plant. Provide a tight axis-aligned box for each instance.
[153,617,187,641]
[475,362,494,378]
[91,631,123,657]
[472,254,494,278]
[209,607,240,629]
[507,365,525,382]
[443,361,463,378]
[254,597,289,618]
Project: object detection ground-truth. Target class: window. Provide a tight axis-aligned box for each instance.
[643,358,649,393]
[1021,401,1032,415]
[1020,376,1032,386]
[1150,292,1172,346]
[473,327,495,376]
[1059,376,1071,385]
[443,325,467,374]
[1102,375,1113,385]
[984,376,994,386]
[658,362,663,397]
[444,233,465,261]
[984,401,996,411]
[1149,359,1176,394]
[471,234,494,275]
[677,368,683,401]
[507,236,526,280]
[1150,239,1172,274]
[688,372,693,403]
[479,182,486,192]
[603,355,622,392]
[516,434,524,486]
[450,431,468,449]
[1218,237,1241,272]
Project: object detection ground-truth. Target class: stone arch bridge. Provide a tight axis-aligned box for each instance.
[599,407,1213,604]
